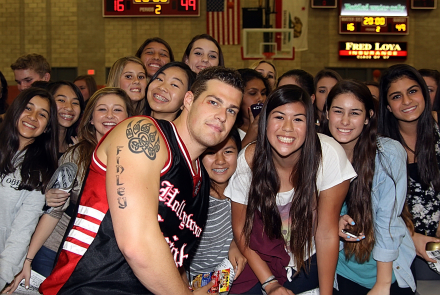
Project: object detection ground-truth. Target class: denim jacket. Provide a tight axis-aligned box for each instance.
[337,137,416,291]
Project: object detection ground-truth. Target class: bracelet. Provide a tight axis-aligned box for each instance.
[261,275,278,291]
[25,257,33,262]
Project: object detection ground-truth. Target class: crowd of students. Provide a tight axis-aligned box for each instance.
[0,33,439,295]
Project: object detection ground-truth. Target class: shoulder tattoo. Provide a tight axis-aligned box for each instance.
[126,119,161,159]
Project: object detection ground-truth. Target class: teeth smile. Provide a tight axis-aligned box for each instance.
[103,122,117,126]
[153,94,168,102]
[149,64,160,68]
[131,89,141,92]
[402,106,416,113]
[277,136,294,143]
[23,122,36,129]
[213,168,227,173]
[60,114,74,120]
[337,128,352,133]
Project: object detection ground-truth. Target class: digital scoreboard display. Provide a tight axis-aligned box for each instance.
[339,0,408,35]
[103,0,200,17]
[339,16,408,34]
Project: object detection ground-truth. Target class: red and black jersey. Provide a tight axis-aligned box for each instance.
[40,117,209,295]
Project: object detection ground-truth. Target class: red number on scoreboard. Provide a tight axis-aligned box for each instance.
[181,0,196,10]
[114,0,124,11]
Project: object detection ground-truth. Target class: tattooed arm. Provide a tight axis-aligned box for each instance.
[98,118,194,295]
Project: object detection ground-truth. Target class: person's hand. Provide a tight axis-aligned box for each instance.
[412,232,440,263]
[264,281,294,295]
[338,215,365,242]
[1,259,32,293]
[247,107,260,134]
[69,136,79,147]
[192,280,218,295]
[228,240,247,278]
[45,188,69,207]
[367,282,390,295]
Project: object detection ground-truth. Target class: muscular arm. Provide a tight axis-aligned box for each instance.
[103,119,192,295]
[315,180,350,295]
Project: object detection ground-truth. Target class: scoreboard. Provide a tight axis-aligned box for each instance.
[103,0,200,17]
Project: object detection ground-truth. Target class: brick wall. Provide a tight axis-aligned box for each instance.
[1,0,439,87]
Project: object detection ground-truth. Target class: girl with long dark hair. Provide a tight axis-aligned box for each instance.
[48,81,85,157]
[0,87,58,290]
[320,80,416,294]
[378,64,440,280]
[225,85,356,295]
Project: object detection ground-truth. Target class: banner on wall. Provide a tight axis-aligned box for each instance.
[275,0,309,51]
[207,0,241,45]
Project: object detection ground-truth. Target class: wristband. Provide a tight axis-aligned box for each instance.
[25,257,33,262]
[261,275,278,291]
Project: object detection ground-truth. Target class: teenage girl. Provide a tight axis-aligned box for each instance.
[182,34,224,74]
[187,128,246,288]
[74,75,98,102]
[226,85,356,295]
[107,56,148,115]
[250,60,277,91]
[320,80,416,294]
[314,69,342,126]
[378,64,440,280]
[418,68,440,112]
[144,62,196,121]
[236,68,270,147]
[48,81,85,157]
[135,37,174,80]
[0,88,58,290]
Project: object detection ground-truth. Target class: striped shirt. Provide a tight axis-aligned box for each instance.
[188,195,233,276]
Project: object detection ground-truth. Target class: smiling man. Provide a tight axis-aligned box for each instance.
[11,54,51,92]
[40,67,243,295]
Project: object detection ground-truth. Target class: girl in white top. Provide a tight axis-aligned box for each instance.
[0,88,58,290]
[225,85,356,295]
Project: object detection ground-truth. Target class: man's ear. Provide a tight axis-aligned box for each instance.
[42,73,50,82]
[183,91,194,110]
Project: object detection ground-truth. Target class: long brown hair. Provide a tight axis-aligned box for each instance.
[320,80,376,263]
[66,88,133,180]
[244,85,321,273]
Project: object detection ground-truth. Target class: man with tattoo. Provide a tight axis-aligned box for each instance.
[40,67,243,295]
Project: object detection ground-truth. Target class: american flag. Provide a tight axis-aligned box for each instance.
[207,0,240,45]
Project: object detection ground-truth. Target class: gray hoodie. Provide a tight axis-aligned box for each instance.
[0,156,45,289]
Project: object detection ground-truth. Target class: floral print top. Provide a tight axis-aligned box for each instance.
[407,124,440,237]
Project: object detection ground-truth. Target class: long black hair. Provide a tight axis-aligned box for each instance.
[320,80,376,263]
[144,62,196,118]
[244,85,322,273]
[378,64,440,191]
[0,87,58,192]
[48,81,85,145]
